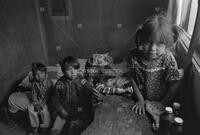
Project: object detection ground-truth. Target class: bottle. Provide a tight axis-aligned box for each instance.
[169,117,184,135]
[173,102,181,116]
[158,107,175,135]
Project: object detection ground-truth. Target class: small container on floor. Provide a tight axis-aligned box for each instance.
[158,107,175,135]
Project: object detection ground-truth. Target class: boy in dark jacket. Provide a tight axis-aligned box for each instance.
[50,56,93,135]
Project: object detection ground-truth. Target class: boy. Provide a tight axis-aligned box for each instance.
[50,56,93,135]
[8,63,53,135]
[28,63,52,135]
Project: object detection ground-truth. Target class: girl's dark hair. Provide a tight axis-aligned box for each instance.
[32,63,47,75]
[172,25,181,43]
[60,56,80,73]
[135,14,175,48]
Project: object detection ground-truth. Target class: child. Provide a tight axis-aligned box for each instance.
[93,65,133,105]
[50,56,93,135]
[84,57,113,107]
[28,63,52,135]
[84,57,104,86]
[127,14,184,130]
[8,63,53,135]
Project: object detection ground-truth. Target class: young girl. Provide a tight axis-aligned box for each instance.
[127,14,184,130]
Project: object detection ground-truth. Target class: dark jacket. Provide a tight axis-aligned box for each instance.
[50,76,93,120]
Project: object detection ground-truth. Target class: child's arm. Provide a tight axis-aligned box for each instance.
[161,81,180,106]
[163,54,184,106]
[51,80,69,118]
[96,83,126,94]
[80,78,93,92]
[131,79,145,115]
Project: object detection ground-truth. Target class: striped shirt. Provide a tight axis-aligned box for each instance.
[95,83,119,95]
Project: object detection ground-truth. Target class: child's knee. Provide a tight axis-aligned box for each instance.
[8,92,30,113]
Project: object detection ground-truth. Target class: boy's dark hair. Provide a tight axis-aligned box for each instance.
[60,56,80,73]
[135,13,175,48]
[32,62,47,75]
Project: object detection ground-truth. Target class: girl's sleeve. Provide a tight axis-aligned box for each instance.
[165,54,184,81]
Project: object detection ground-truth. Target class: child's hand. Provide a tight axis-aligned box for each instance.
[116,78,129,88]
[71,119,82,127]
[125,87,133,94]
[132,100,145,115]
[84,81,93,90]
[116,88,126,94]
[34,103,42,112]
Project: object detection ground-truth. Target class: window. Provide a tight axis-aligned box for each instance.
[168,0,200,69]
[168,0,198,36]
[179,0,200,68]
[185,0,198,35]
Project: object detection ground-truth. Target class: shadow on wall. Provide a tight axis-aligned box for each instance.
[43,0,169,64]
[108,26,137,63]
[0,0,47,104]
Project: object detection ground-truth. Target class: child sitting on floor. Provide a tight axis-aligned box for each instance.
[93,65,133,106]
[8,63,53,135]
[50,56,93,135]
[127,14,184,130]
[28,63,52,135]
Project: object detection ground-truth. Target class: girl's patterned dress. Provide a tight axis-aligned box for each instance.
[128,48,184,101]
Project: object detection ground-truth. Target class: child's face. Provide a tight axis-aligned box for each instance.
[105,78,115,87]
[65,65,78,80]
[142,41,166,60]
[34,71,46,82]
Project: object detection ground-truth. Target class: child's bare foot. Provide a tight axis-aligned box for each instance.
[145,100,164,131]
[152,114,160,131]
